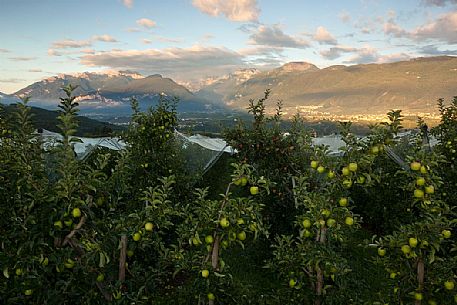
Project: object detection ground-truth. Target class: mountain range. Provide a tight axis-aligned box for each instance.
[1,56,457,118]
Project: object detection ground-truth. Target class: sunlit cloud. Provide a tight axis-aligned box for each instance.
[92,35,118,42]
[192,0,260,22]
[28,69,43,72]
[314,26,338,45]
[9,56,37,61]
[122,0,133,8]
[52,39,92,49]
[136,18,156,29]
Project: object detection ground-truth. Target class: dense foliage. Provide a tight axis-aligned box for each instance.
[1,87,456,304]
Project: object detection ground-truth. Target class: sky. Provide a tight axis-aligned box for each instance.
[0,0,456,93]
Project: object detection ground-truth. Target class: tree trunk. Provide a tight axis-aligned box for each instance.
[415,258,425,305]
[119,235,127,282]
[314,227,327,305]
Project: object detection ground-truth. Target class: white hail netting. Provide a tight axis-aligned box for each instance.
[36,129,438,173]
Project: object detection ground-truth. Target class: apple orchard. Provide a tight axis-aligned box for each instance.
[1,86,457,304]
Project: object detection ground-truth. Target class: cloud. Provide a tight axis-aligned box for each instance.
[81,46,246,81]
[28,69,43,72]
[142,39,153,44]
[136,18,156,28]
[412,11,457,44]
[92,35,117,42]
[419,45,457,55]
[122,0,133,8]
[320,46,356,60]
[52,39,92,49]
[422,0,457,6]
[384,12,457,44]
[0,78,25,83]
[0,48,10,53]
[192,0,260,22]
[376,52,411,63]
[344,47,380,64]
[314,26,337,45]
[249,24,309,49]
[339,11,351,23]
[9,56,37,61]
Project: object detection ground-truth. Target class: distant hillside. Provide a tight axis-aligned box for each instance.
[1,104,124,137]
[196,56,457,115]
[13,71,223,114]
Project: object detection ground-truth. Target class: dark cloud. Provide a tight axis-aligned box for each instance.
[419,45,457,55]
[422,0,457,6]
[249,24,309,49]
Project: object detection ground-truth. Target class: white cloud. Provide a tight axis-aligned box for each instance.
[314,26,337,45]
[142,39,153,44]
[92,35,118,42]
[249,24,309,49]
[0,48,10,53]
[136,18,156,29]
[345,47,379,64]
[9,56,37,61]
[81,46,246,81]
[122,0,133,8]
[192,0,260,22]
[28,69,43,72]
[0,78,25,83]
[52,39,92,49]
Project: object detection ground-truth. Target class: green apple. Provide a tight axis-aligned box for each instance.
[234,178,242,186]
[339,197,348,207]
[64,258,75,269]
[201,269,209,278]
[302,219,311,228]
[237,231,247,241]
[133,232,142,242]
[442,229,452,239]
[72,207,81,218]
[54,220,63,229]
[414,189,424,198]
[343,179,353,188]
[326,218,336,227]
[237,218,245,225]
[303,230,311,238]
[207,293,215,300]
[342,167,350,176]
[444,280,455,290]
[250,186,259,195]
[127,250,134,257]
[64,219,73,227]
[425,185,435,194]
[205,235,214,244]
[389,272,396,279]
[310,161,319,169]
[420,166,427,174]
[96,273,105,282]
[414,292,423,301]
[221,240,229,248]
[348,162,358,172]
[356,176,365,184]
[144,222,154,232]
[240,177,248,186]
[24,289,33,296]
[15,268,23,276]
[371,145,379,154]
[220,217,230,228]
[192,237,201,246]
[410,162,421,171]
[416,177,426,186]
[409,237,418,248]
[317,166,325,173]
[377,248,386,257]
[345,217,354,226]
[401,245,411,255]
[327,171,335,179]
[321,209,331,218]
[289,278,296,288]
